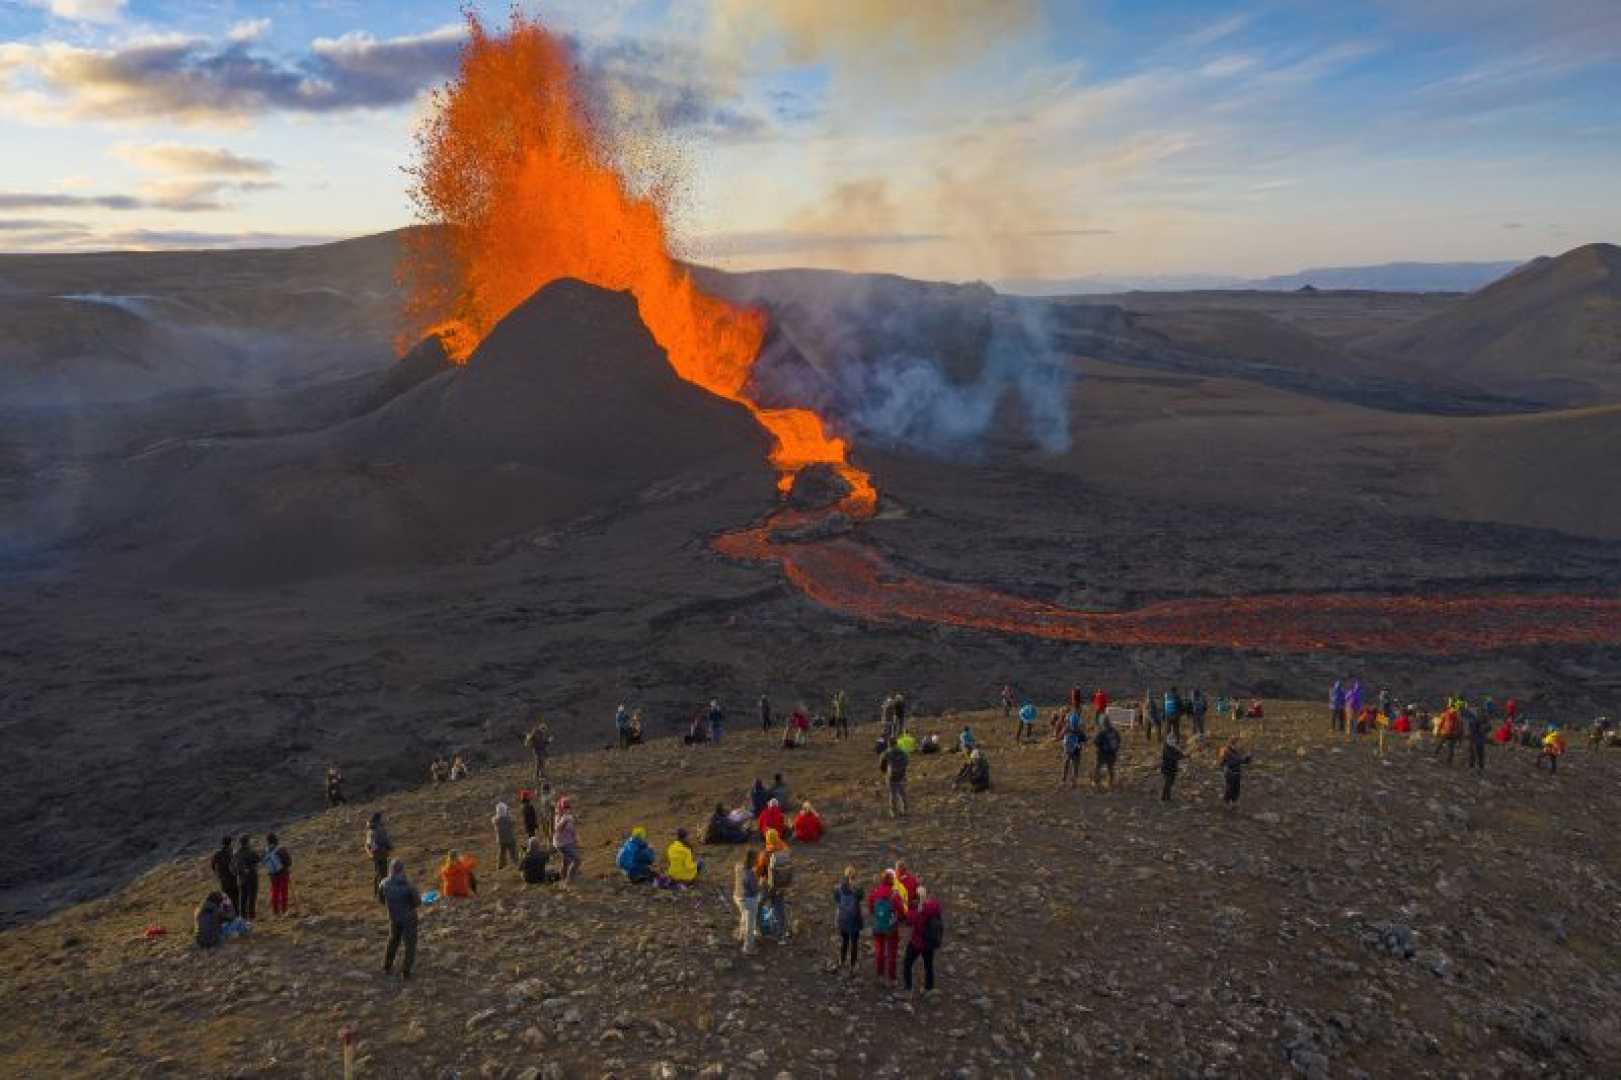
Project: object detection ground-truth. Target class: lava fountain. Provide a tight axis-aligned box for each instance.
[399,10,875,511]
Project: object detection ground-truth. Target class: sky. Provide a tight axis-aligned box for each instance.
[0,0,1617,279]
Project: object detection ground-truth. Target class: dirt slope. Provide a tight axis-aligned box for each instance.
[1359,243,1621,406]
[2,703,1618,1078]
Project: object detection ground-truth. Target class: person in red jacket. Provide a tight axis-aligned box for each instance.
[903,886,944,993]
[869,870,903,983]
[791,802,823,843]
[893,860,920,905]
[1091,687,1109,722]
[757,799,786,839]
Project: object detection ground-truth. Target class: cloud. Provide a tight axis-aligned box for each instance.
[91,228,336,250]
[710,0,1041,79]
[0,181,274,213]
[703,229,947,257]
[1200,55,1257,78]
[0,24,465,127]
[0,217,85,231]
[227,19,271,44]
[580,35,769,141]
[111,142,275,176]
[29,0,126,24]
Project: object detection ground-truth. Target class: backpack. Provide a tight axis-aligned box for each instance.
[872,895,897,934]
[1098,727,1120,755]
[923,911,945,950]
[768,851,793,890]
[262,848,284,876]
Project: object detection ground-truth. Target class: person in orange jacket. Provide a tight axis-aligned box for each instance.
[791,801,823,843]
[439,850,478,898]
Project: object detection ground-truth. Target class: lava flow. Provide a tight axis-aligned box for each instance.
[715,525,1621,655]
[399,11,875,511]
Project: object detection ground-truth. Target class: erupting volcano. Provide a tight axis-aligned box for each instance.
[400,11,875,510]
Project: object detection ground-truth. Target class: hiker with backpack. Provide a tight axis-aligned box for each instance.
[869,870,904,984]
[1015,702,1037,744]
[708,699,725,744]
[553,796,580,884]
[1160,735,1185,801]
[326,766,346,807]
[377,859,420,980]
[904,886,944,994]
[1191,690,1209,737]
[1091,687,1109,723]
[1537,726,1568,774]
[880,738,910,818]
[524,721,550,780]
[762,830,793,940]
[493,802,520,870]
[1164,687,1183,742]
[954,748,991,792]
[1218,737,1252,807]
[264,833,293,916]
[1061,715,1087,787]
[210,836,240,914]
[1093,715,1122,789]
[1330,680,1346,733]
[233,835,261,920]
[833,867,865,976]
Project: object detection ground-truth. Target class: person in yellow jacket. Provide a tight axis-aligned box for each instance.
[663,828,701,887]
[1537,726,1568,774]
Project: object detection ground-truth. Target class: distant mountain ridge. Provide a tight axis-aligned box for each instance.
[999,259,1533,297]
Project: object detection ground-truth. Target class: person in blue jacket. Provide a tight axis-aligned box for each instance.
[616,827,656,882]
[1016,702,1037,744]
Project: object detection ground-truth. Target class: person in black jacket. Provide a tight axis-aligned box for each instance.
[195,891,225,949]
[1160,736,1185,801]
[377,859,421,978]
[210,836,240,913]
[705,803,748,844]
[233,834,261,919]
[520,791,540,839]
[519,837,550,884]
[1093,716,1122,789]
[1219,738,1252,807]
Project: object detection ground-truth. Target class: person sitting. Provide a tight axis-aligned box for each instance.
[439,850,478,898]
[663,829,700,887]
[429,757,449,783]
[1493,715,1515,745]
[954,748,991,792]
[616,827,656,883]
[448,755,469,781]
[792,801,824,843]
[749,779,771,816]
[627,711,645,745]
[895,731,919,754]
[519,837,550,885]
[783,708,809,748]
[1245,700,1264,719]
[919,733,941,754]
[958,726,976,753]
[195,891,225,949]
[705,803,749,845]
[758,798,786,839]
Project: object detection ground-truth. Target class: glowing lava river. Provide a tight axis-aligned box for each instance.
[715,512,1621,656]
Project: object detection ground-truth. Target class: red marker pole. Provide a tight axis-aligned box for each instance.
[340,1025,357,1080]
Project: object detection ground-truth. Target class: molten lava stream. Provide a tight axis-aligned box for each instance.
[714,529,1621,655]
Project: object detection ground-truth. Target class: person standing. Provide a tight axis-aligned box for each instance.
[893,692,908,734]
[536,782,556,846]
[1164,687,1183,743]
[1191,689,1209,737]
[1000,684,1014,720]
[1160,735,1185,801]
[1091,687,1109,724]
[1016,702,1037,744]
[1145,689,1161,744]
[766,836,794,942]
[614,704,633,749]
[233,834,261,920]
[1093,715,1121,789]
[833,867,865,976]
[1330,680,1346,733]
[493,802,520,870]
[1466,704,1489,774]
[903,886,944,995]
[365,812,393,886]
[326,766,346,807]
[734,851,760,954]
[1218,738,1252,807]
[264,833,293,917]
[520,790,540,841]
[708,699,725,744]
[552,796,580,884]
[1537,726,1567,774]
[880,739,910,818]
[869,870,902,984]
[209,836,240,914]
[524,721,550,781]
[1061,717,1086,787]
[377,859,420,980]
[759,694,772,734]
[832,690,849,740]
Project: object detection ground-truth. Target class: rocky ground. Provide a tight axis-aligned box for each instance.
[2,701,1618,1079]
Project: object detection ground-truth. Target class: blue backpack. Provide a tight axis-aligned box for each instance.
[872,895,897,934]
